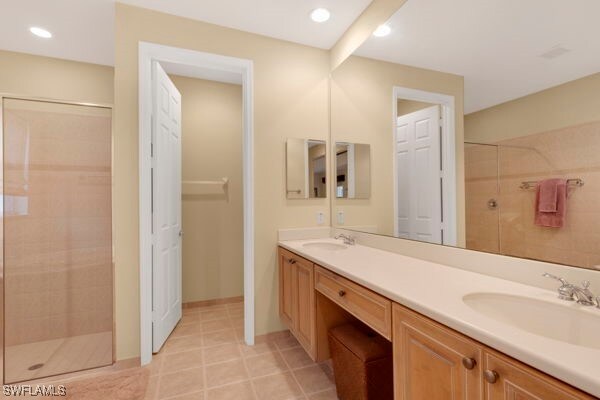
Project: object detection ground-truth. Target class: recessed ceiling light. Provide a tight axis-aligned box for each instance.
[30,27,52,39]
[310,8,331,23]
[373,24,391,37]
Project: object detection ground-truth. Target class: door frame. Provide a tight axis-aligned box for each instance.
[392,86,457,246]
[139,42,255,365]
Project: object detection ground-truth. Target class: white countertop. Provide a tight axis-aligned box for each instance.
[278,238,600,397]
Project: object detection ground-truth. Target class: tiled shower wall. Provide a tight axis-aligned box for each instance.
[465,120,600,270]
[3,101,113,346]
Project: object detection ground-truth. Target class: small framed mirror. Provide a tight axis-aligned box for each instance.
[286,139,327,199]
[335,142,371,199]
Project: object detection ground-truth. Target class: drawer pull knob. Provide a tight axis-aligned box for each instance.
[338,290,346,297]
[461,357,476,370]
[288,258,296,265]
[484,370,499,384]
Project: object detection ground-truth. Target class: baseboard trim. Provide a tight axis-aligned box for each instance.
[183,296,243,309]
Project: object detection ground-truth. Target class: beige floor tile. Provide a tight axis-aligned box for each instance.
[145,379,159,400]
[158,367,204,399]
[172,322,204,338]
[165,391,205,400]
[280,347,315,370]
[199,309,228,322]
[252,372,303,400]
[201,319,232,333]
[203,343,242,365]
[202,330,237,347]
[274,336,301,351]
[165,335,204,354]
[293,365,335,395]
[239,342,278,358]
[234,328,246,342]
[227,308,244,318]
[162,349,203,372]
[307,389,338,400]
[230,318,244,330]
[205,380,256,400]
[180,313,201,325]
[245,352,288,378]
[205,359,248,388]
[147,353,165,376]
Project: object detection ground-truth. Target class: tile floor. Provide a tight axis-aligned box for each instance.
[143,300,339,400]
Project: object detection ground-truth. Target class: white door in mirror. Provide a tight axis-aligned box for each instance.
[395,105,443,244]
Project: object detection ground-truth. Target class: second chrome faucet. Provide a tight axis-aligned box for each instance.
[334,233,355,245]
[543,273,599,307]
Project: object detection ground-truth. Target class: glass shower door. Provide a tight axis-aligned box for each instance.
[2,98,113,383]
[464,142,500,254]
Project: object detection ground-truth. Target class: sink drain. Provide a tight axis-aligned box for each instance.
[28,363,44,371]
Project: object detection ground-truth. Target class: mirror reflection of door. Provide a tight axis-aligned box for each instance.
[395,104,443,244]
[308,141,327,198]
[335,142,371,199]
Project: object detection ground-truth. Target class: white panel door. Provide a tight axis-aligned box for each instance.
[152,61,182,352]
[395,105,443,244]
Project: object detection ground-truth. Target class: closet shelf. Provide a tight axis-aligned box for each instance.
[182,178,228,195]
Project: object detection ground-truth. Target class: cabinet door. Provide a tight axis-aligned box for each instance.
[483,351,596,400]
[393,303,483,400]
[295,259,316,358]
[278,249,296,330]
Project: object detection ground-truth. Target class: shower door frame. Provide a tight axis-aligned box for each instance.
[0,94,114,384]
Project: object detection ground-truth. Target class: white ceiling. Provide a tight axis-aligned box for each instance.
[355,0,600,113]
[0,0,371,66]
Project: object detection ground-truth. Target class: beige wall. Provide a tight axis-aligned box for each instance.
[464,73,600,143]
[0,50,113,104]
[169,75,244,303]
[114,4,330,360]
[330,55,465,243]
[397,99,434,116]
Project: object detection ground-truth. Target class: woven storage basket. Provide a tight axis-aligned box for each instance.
[328,323,393,400]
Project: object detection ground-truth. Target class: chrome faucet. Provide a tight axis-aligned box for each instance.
[334,233,355,245]
[543,273,598,306]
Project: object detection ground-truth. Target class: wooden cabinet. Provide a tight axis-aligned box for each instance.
[315,265,392,340]
[393,302,596,400]
[277,246,597,399]
[483,350,595,400]
[279,251,295,329]
[393,303,483,400]
[278,247,316,359]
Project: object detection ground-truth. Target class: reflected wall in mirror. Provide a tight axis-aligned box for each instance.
[330,0,600,270]
[286,138,327,199]
[335,142,371,199]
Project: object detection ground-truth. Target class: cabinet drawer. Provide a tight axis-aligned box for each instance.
[315,265,392,339]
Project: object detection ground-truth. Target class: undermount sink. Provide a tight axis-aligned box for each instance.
[463,292,600,350]
[302,242,347,251]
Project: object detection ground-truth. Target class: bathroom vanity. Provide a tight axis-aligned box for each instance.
[277,241,600,399]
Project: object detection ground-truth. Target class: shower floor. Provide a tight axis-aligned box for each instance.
[5,331,113,383]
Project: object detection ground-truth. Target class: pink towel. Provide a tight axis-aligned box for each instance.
[535,179,567,228]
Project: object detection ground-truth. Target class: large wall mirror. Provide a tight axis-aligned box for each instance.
[330,0,600,270]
